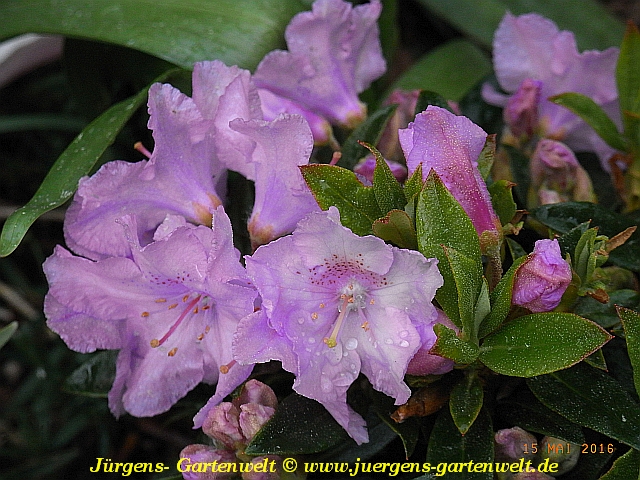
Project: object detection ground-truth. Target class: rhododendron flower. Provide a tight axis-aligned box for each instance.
[229,114,320,249]
[405,308,455,376]
[233,207,443,443]
[482,12,620,168]
[399,106,501,242]
[44,208,256,418]
[254,0,386,134]
[512,239,572,312]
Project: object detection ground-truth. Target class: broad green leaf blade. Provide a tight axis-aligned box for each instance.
[550,93,627,151]
[479,313,612,377]
[245,393,348,455]
[528,362,640,450]
[403,163,423,204]
[449,371,484,435]
[618,306,640,398]
[63,351,117,398]
[600,448,640,480]
[0,321,18,350]
[488,180,517,226]
[0,71,173,257]
[300,164,382,236]
[372,209,418,250]
[617,22,640,123]
[339,104,397,170]
[416,0,623,51]
[368,143,406,213]
[477,135,496,181]
[431,324,479,365]
[0,0,304,70]
[426,407,493,480]
[391,39,491,102]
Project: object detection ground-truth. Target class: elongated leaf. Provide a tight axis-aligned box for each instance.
[618,306,640,398]
[431,324,479,365]
[368,142,406,213]
[245,393,348,455]
[416,0,623,51]
[0,70,180,257]
[488,180,517,226]
[426,407,493,480]
[449,371,483,434]
[0,0,304,70]
[479,313,612,377]
[300,164,382,236]
[63,351,117,397]
[0,321,18,350]
[550,93,627,151]
[528,362,640,450]
[600,448,640,480]
[618,22,640,123]
[391,39,491,102]
[339,104,397,170]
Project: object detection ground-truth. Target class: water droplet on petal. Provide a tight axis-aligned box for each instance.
[297,317,305,325]
[320,376,332,392]
[345,338,358,350]
[385,338,393,345]
[399,330,409,338]
[399,340,410,348]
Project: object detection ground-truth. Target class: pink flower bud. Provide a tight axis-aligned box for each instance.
[238,403,276,441]
[406,308,455,376]
[179,444,237,480]
[233,379,278,411]
[512,239,572,312]
[202,403,244,449]
[504,78,541,138]
[494,426,538,462]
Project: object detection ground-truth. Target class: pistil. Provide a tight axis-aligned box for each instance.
[150,296,201,348]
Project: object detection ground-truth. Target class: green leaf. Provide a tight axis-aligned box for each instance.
[528,362,640,450]
[372,391,420,459]
[618,23,640,124]
[391,39,491,102]
[477,135,496,181]
[339,104,397,170]
[477,255,527,338]
[618,306,640,398]
[449,371,484,434]
[300,164,382,236]
[600,448,640,480]
[245,393,348,455]
[498,398,585,444]
[488,180,517,226]
[372,210,418,250]
[0,0,304,70]
[479,313,612,377]
[550,93,627,151]
[533,202,640,272]
[426,407,493,480]
[403,163,424,204]
[575,290,639,329]
[0,70,178,257]
[431,324,479,365]
[415,90,454,115]
[0,321,18,350]
[366,142,406,213]
[63,351,118,397]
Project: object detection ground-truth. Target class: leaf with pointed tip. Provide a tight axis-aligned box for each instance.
[0,321,18,350]
[618,306,640,398]
[477,135,496,181]
[479,313,612,377]
[488,180,517,226]
[372,210,418,250]
[618,22,640,124]
[600,447,640,480]
[363,142,406,213]
[449,371,483,435]
[431,324,479,365]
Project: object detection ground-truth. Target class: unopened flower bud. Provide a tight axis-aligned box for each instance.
[239,403,276,441]
[530,139,595,206]
[512,239,572,312]
[504,78,542,138]
[179,444,237,480]
[539,437,580,475]
[233,379,278,411]
[407,308,455,376]
[494,426,538,462]
[202,403,244,449]
[241,456,282,480]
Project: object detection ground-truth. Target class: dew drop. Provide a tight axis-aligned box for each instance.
[399,330,409,338]
[399,340,410,348]
[297,317,305,325]
[308,337,316,344]
[320,376,332,392]
[345,337,358,350]
[384,338,393,345]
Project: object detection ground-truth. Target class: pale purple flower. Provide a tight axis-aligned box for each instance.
[399,106,501,242]
[504,78,542,138]
[228,114,320,249]
[482,12,620,168]
[253,0,386,131]
[44,208,256,418]
[405,308,455,376]
[512,239,572,312]
[530,139,595,205]
[233,207,443,444]
[353,154,408,184]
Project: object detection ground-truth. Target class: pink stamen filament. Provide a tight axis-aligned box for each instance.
[134,141,152,158]
[150,296,200,348]
[219,360,236,374]
[323,295,350,348]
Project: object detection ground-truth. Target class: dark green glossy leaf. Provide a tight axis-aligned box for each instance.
[339,104,397,170]
[0,0,304,70]
[498,399,585,445]
[585,348,608,371]
[0,321,18,350]
[300,164,382,236]
[488,180,517,226]
[372,391,420,459]
[449,371,483,434]
[618,22,640,128]
[618,306,640,398]
[575,290,639,329]
[502,145,530,206]
[558,221,591,258]
[506,237,527,261]
[479,313,612,377]
[63,351,117,397]
[327,421,397,462]
[372,210,418,250]
[245,393,348,455]
[0,71,176,257]
[391,39,491,102]
[528,362,640,450]
[431,324,479,365]
[426,407,493,480]
[600,448,640,480]
[534,202,640,272]
[415,90,453,115]
[550,93,627,151]
[367,142,406,213]
[416,0,623,51]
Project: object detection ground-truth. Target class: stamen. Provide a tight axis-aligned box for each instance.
[155,298,167,303]
[150,296,200,348]
[168,347,178,357]
[329,151,342,166]
[141,311,149,317]
[361,321,370,331]
[134,141,152,158]
[323,296,350,348]
[219,360,236,374]
[168,303,178,310]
